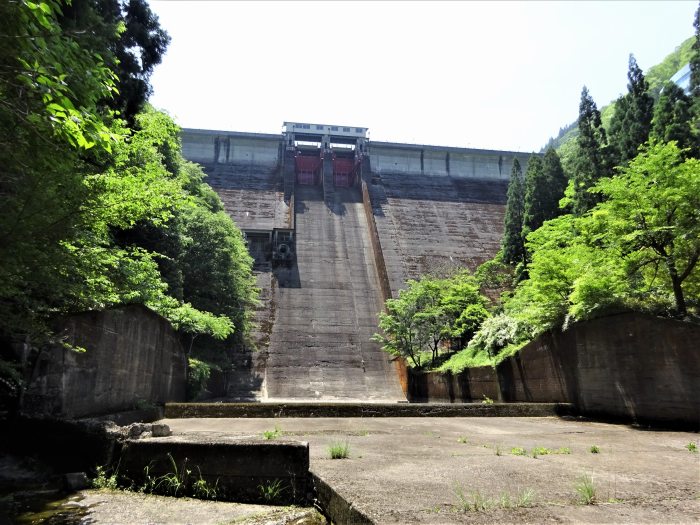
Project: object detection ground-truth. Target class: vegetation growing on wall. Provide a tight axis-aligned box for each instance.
[0,0,256,409]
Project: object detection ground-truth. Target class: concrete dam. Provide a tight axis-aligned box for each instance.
[181,123,530,402]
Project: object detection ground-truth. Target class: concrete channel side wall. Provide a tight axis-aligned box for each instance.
[361,178,392,304]
[119,439,310,504]
[181,129,281,168]
[407,312,700,428]
[22,305,186,418]
[369,142,531,180]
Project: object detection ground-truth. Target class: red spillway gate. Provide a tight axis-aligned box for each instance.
[333,154,361,187]
[295,152,322,185]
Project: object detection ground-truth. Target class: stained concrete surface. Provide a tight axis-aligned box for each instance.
[368,174,507,296]
[264,185,404,402]
[163,416,700,524]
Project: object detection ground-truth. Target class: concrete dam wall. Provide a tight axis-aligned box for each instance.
[181,127,527,401]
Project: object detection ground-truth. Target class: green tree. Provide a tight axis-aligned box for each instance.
[608,55,655,165]
[374,273,490,367]
[568,87,612,215]
[501,159,526,265]
[523,148,567,238]
[594,142,700,316]
[59,0,170,122]
[651,82,695,152]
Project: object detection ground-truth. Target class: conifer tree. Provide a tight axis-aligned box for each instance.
[651,82,694,152]
[609,55,654,165]
[570,87,611,215]
[523,149,567,238]
[689,1,700,156]
[502,159,526,265]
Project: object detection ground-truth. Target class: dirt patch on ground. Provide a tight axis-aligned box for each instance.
[163,416,700,524]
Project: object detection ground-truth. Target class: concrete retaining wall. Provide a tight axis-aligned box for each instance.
[118,438,310,504]
[407,313,700,428]
[22,305,186,418]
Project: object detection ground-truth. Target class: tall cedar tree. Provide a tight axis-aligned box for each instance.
[651,82,695,153]
[59,0,170,123]
[690,1,700,155]
[523,148,567,239]
[502,159,526,265]
[570,87,611,215]
[608,55,654,165]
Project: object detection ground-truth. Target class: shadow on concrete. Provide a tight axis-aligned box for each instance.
[376,173,508,205]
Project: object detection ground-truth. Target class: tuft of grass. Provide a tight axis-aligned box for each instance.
[517,488,535,507]
[589,445,600,454]
[454,483,535,512]
[92,465,118,490]
[481,395,494,405]
[328,441,350,459]
[258,479,284,502]
[554,447,571,454]
[510,447,527,456]
[575,474,597,504]
[685,442,697,453]
[262,425,282,440]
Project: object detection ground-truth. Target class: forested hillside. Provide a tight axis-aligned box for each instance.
[0,0,256,408]
[376,5,700,373]
[545,36,695,168]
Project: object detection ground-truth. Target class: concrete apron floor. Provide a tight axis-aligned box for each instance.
[162,416,700,524]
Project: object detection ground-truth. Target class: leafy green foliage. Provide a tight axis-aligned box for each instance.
[374,272,489,368]
[59,0,170,122]
[502,159,525,265]
[593,142,700,316]
[0,1,256,408]
[187,358,212,401]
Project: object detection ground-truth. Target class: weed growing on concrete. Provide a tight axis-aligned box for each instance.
[685,442,697,453]
[92,465,118,490]
[517,488,535,507]
[258,479,284,502]
[454,484,535,512]
[457,436,468,444]
[328,441,350,459]
[589,445,600,454]
[554,447,571,454]
[262,425,282,440]
[140,454,219,500]
[575,474,597,504]
[192,467,218,500]
[510,447,527,456]
[481,395,494,405]
[532,447,551,458]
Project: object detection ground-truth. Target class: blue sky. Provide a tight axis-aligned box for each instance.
[148,1,697,153]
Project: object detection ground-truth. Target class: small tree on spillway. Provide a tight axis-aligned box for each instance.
[373,273,489,368]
